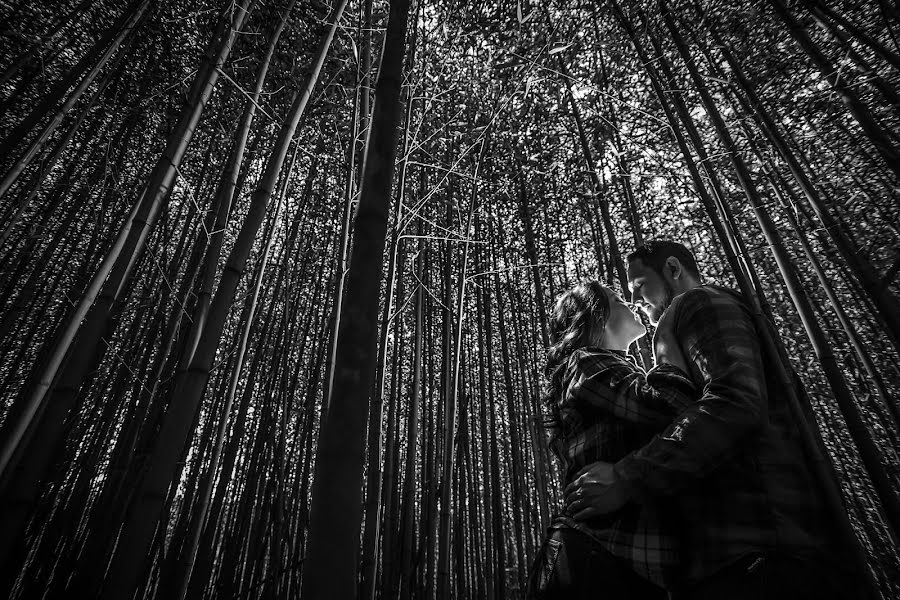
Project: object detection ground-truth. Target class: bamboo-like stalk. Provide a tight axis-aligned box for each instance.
[360,5,421,593]
[322,90,358,417]
[300,0,409,595]
[0,0,148,159]
[709,24,900,356]
[397,224,423,600]
[180,0,298,370]
[166,147,298,600]
[699,27,900,436]
[99,2,345,595]
[661,3,891,592]
[0,30,136,247]
[557,54,654,368]
[2,3,900,598]
[437,142,483,600]
[0,0,149,201]
[0,3,254,556]
[472,229,495,600]
[806,8,900,119]
[557,57,629,295]
[516,176,550,350]
[612,2,764,308]
[801,0,900,71]
[0,0,93,90]
[768,0,900,181]
[0,196,139,493]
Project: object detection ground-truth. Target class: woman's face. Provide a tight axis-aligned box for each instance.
[601,288,647,349]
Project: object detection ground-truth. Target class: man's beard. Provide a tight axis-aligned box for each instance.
[648,280,675,324]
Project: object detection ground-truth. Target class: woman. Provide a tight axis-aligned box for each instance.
[527,279,695,599]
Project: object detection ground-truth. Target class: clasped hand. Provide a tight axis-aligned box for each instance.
[563,461,630,520]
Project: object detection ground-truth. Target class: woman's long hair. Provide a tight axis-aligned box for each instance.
[543,280,611,457]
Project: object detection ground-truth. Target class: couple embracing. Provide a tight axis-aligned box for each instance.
[527,240,859,600]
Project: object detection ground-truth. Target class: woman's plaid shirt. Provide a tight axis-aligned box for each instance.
[614,286,833,584]
[554,347,695,588]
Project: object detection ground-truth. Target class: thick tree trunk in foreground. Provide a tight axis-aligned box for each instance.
[300,0,410,596]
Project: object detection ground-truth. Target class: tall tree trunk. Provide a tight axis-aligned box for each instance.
[709,25,900,356]
[802,0,900,71]
[0,0,149,160]
[180,0,298,370]
[661,4,892,591]
[397,227,424,600]
[98,2,343,595]
[300,0,409,595]
[0,3,253,561]
[0,0,149,201]
[163,159,290,600]
[359,6,420,591]
[768,0,900,181]
[0,33,135,247]
[700,28,900,434]
[437,142,482,600]
[613,1,765,309]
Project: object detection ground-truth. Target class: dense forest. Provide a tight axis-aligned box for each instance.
[0,0,898,598]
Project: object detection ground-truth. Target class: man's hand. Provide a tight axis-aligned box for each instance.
[563,461,631,520]
[653,308,689,372]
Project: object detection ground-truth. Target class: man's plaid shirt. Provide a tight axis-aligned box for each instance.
[554,346,695,587]
[615,286,833,584]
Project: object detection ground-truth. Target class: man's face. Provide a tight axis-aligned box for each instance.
[627,258,673,325]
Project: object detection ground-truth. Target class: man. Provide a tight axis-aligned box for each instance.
[565,240,854,600]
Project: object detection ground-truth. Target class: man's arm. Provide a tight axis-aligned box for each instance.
[612,287,767,500]
[568,351,696,429]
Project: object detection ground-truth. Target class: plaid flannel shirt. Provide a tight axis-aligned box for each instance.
[615,286,832,584]
[554,347,695,587]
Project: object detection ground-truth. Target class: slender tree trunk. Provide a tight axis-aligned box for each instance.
[661,4,892,591]
[805,6,900,119]
[99,3,343,595]
[359,6,420,591]
[0,0,149,201]
[0,34,134,248]
[165,162,290,600]
[0,0,149,160]
[709,26,900,356]
[802,0,900,71]
[700,31,900,435]
[180,0,297,370]
[398,227,423,600]
[0,0,93,90]
[768,0,900,181]
[300,0,408,595]
[0,3,253,555]
[437,143,482,600]
[557,57,629,295]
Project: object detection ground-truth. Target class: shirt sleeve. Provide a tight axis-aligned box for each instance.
[567,351,697,429]
[614,287,767,500]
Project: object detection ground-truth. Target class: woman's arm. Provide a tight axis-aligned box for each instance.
[567,351,696,429]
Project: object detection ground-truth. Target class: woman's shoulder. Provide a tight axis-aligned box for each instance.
[566,347,635,375]
[570,346,632,361]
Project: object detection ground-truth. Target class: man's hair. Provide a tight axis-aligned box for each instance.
[627,240,701,279]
